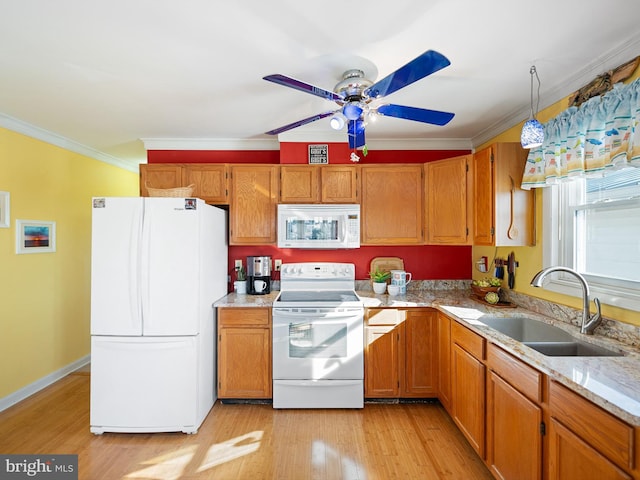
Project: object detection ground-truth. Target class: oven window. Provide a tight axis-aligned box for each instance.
[285,218,339,241]
[288,322,347,358]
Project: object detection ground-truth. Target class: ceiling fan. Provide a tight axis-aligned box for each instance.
[262,50,455,150]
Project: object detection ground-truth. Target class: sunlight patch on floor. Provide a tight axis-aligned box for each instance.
[197,431,264,472]
[123,431,264,479]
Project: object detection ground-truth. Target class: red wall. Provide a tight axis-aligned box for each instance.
[147,143,474,288]
[147,145,469,165]
[229,244,471,284]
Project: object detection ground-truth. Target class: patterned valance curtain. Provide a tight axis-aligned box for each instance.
[521,77,640,189]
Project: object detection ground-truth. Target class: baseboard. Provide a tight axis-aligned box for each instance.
[0,354,91,412]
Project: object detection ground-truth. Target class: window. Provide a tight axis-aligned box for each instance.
[543,167,640,311]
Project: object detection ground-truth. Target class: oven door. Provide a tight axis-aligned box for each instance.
[272,307,364,380]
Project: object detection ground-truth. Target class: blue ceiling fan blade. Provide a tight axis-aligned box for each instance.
[263,74,344,102]
[348,119,366,149]
[365,50,451,99]
[377,104,454,126]
[265,111,338,135]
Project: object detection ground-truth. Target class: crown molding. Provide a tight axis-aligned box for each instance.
[0,112,138,173]
[472,32,640,147]
[141,137,280,151]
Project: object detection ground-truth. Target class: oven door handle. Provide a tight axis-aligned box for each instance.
[272,309,363,320]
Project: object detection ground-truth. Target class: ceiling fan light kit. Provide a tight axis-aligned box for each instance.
[521,65,545,149]
[263,49,455,150]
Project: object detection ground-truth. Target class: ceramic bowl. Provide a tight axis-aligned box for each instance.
[387,284,400,296]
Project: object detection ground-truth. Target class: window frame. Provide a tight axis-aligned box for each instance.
[542,184,640,312]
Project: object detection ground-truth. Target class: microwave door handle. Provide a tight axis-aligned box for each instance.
[341,214,347,242]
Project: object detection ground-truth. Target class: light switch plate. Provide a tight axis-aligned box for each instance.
[235,259,243,269]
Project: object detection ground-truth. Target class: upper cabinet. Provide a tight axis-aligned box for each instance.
[279,165,359,203]
[425,154,472,245]
[472,143,535,246]
[183,164,228,204]
[140,164,184,196]
[360,164,424,245]
[229,165,278,245]
[140,164,228,204]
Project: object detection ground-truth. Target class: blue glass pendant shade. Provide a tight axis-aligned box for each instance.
[521,118,544,149]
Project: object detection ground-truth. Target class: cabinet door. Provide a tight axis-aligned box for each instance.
[487,371,542,480]
[218,327,271,398]
[472,146,495,245]
[229,165,278,244]
[183,164,228,204]
[321,166,359,203]
[452,343,486,457]
[548,419,631,480]
[425,155,470,244]
[437,313,452,412]
[364,324,400,398]
[140,164,184,196]
[403,310,437,397]
[361,165,424,244]
[280,165,319,203]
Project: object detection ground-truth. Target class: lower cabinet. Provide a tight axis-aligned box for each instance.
[451,321,486,457]
[548,380,635,480]
[364,308,437,398]
[217,307,272,399]
[486,344,543,480]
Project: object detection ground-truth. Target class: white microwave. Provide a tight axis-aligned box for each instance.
[277,204,360,249]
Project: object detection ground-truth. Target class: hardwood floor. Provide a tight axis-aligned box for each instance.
[0,372,492,480]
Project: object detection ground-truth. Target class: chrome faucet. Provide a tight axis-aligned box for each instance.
[530,266,602,335]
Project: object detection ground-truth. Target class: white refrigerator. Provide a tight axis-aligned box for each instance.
[89,197,227,434]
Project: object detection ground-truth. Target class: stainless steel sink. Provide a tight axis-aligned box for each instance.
[480,316,623,357]
[524,341,623,357]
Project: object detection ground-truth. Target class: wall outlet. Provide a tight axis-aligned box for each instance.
[235,259,243,269]
[275,259,282,271]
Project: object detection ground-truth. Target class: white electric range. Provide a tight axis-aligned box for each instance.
[272,262,364,409]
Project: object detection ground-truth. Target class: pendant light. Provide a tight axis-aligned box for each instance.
[521,65,544,149]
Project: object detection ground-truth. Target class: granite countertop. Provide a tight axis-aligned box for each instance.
[215,288,640,426]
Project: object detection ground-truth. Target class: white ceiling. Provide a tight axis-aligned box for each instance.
[2,0,640,171]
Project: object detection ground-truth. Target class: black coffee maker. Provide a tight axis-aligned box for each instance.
[247,255,272,295]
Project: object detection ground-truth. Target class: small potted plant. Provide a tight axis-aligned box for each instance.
[369,267,391,294]
[234,265,247,294]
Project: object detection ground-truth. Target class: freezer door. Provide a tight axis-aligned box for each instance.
[90,336,199,433]
[142,198,202,335]
[91,197,143,336]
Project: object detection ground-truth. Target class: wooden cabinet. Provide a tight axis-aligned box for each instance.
[217,308,272,399]
[451,321,486,457]
[279,165,359,203]
[229,165,278,245]
[425,155,472,244]
[364,308,437,398]
[472,142,535,246]
[140,164,184,196]
[183,164,228,204]
[437,312,452,413]
[140,163,228,204]
[486,344,543,480]
[548,380,635,480]
[360,164,424,244]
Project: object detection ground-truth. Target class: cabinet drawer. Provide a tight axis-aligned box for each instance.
[549,380,634,470]
[487,343,542,403]
[218,307,270,326]
[452,322,485,360]
[366,308,406,326]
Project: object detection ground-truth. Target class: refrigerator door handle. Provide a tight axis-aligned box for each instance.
[139,200,150,331]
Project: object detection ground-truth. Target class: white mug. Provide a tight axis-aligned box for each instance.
[254,279,267,293]
[390,270,412,294]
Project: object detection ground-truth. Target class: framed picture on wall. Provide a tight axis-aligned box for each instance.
[16,220,56,254]
[0,191,9,228]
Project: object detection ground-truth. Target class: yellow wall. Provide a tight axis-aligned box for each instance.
[0,127,138,398]
[474,68,640,326]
